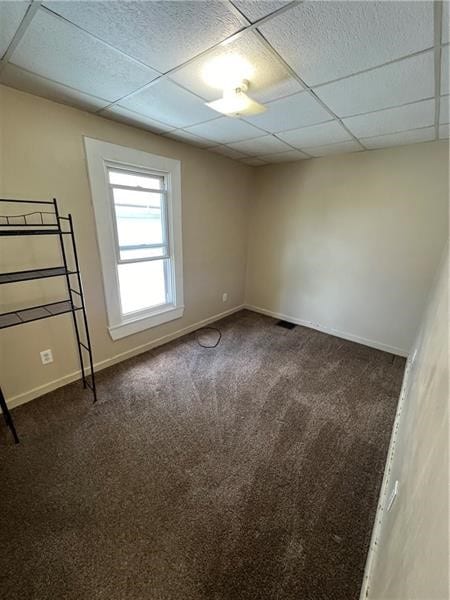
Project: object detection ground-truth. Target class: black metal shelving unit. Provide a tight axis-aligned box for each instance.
[0,198,97,443]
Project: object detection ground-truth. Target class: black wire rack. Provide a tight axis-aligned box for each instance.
[0,198,97,443]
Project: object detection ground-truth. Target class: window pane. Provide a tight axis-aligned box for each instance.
[113,188,165,259]
[118,260,167,314]
[114,188,161,208]
[108,169,163,190]
[120,246,167,261]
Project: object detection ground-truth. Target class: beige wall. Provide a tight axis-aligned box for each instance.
[363,246,449,600]
[245,142,449,355]
[1,82,448,406]
[0,85,253,404]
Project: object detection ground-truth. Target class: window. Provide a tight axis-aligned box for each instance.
[84,138,183,340]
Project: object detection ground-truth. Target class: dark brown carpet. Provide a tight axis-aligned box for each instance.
[0,310,405,600]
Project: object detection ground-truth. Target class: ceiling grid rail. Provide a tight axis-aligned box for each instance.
[0,0,447,161]
[434,0,444,139]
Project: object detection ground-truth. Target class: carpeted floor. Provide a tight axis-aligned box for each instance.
[0,310,405,600]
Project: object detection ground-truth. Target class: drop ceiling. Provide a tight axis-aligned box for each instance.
[0,0,448,165]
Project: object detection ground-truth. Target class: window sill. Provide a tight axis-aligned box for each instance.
[108,304,184,340]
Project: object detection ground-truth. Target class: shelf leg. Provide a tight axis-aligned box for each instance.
[0,386,19,444]
[54,199,87,389]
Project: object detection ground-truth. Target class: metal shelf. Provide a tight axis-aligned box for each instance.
[0,300,81,330]
[0,198,97,443]
[0,228,70,236]
[0,266,76,285]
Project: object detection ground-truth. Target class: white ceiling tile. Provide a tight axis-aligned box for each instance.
[43,1,243,72]
[277,121,353,148]
[343,99,435,138]
[0,0,29,57]
[260,1,434,86]
[169,30,303,103]
[440,95,450,124]
[164,130,215,148]
[10,9,158,101]
[103,106,174,134]
[439,123,449,139]
[232,0,292,23]
[302,141,362,157]
[210,146,247,159]
[119,80,218,129]
[227,135,292,155]
[0,63,110,111]
[185,117,265,143]
[241,157,267,166]
[260,150,309,163]
[441,45,449,94]
[314,52,435,118]
[361,126,436,149]
[243,91,331,133]
[443,2,449,45]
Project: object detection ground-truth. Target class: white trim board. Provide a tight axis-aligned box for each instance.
[5,303,409,410]
[358,351,414,599]
[4,304,244,410]
[244,304,409,357]
[83,137,184,340]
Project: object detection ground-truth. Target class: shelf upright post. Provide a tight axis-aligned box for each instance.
[68,213,97,403]
[52,198,87,389]
[0,386,19,444]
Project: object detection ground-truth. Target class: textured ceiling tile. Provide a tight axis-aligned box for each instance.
[259,150,308,162]
[232,0,292,23]
[439,123,449,139]
[10,9,158,101]
[440,95,449,124]
[104,106,174,134]
[43,0,242,72]
[259,1,434,86]
[119,80,218,128]
[210,146,247,159]
[441,45,449,94]
[243,91,331,133]
[302,140,362,157]
[361,126,436,149]
[277,121,352,148]
[0,0,29,57]
[0,63,110,111]
[164,130,215,148]
[185,117,265,143]
[241,157,267,165]
[314,52,435,118]
[169,30,303,103]
[343,99,435,138]
[443,2,449,45]
[227,135,292,155]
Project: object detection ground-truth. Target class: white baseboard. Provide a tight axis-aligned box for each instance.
[358,352,413,599]
[244,304,409,357]
[6,304,245,410]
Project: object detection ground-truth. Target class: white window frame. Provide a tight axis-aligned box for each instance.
[84,137,184,340]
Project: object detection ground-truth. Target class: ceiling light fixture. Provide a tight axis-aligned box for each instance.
[202,54,254,90]
[206,80,266,117]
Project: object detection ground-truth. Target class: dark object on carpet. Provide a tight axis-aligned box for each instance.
[196,326,222,348]
[0,310,405,600]
[276,319,297,330]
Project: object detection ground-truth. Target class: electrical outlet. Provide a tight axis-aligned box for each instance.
[40,349,53,365]
[222,292,228,302]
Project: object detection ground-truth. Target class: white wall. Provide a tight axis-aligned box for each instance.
[362,245,448,599]
[1,82,448,408]
[245,142,449,356]
[0,85,253,405]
